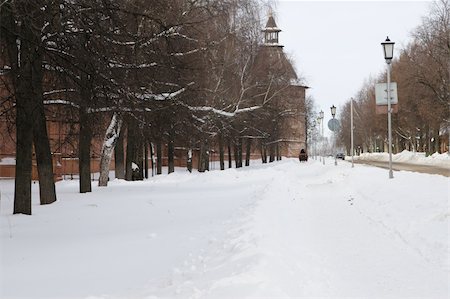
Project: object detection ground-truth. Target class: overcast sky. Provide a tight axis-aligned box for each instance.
[274,0,431,132]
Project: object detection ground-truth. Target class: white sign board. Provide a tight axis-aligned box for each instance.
[375,82,398,105]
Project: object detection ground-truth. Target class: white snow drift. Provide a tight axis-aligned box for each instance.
[0,158,448,299]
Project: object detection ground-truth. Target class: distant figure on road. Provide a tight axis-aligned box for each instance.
[299,149,308,162]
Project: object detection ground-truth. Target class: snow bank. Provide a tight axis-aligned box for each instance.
[1,158,448,298]
[354,150,450,167]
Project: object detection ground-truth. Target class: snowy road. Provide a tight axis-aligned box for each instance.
[1,158,449,298]
[354,160,450,177]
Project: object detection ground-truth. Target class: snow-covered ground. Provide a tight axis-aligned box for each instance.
[1,158,449,299]
[353,150,450,168]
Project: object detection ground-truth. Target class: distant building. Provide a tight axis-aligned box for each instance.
[251,12,308,157]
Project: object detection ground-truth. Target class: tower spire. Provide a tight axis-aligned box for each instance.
[262,9,282,46]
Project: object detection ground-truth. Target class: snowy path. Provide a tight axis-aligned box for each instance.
[1,158,449,299]
[149,162,448,298]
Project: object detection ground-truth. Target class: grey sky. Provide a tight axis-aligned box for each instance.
[275,0,431,132]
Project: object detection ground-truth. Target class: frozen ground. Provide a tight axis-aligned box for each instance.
[0,157,449,299]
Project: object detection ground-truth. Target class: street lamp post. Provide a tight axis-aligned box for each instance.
[350,97,354,168]
[330,105,337,166]
[319,110,324,164]
[319,110,324,136]
[316,118,321,161]
[381,36,395,179]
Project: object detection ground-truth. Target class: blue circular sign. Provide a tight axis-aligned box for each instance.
[328,119,340,132]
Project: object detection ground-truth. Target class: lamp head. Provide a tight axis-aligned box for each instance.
[381,36,395,64]
[330,105,336,118]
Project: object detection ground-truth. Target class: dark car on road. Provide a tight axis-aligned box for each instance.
[336,153,345,160]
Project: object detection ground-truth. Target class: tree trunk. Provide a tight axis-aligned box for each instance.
[261,140,267,163]
[14,104,33,215]
[156,141,162,175]
[205,141,210,171]
[31,22,56,205]
[150,142,155,176]
[125,117,136,181]
[218,134,225,170]
[187,148,193,173]
[198,141,208,172]
[79,107,92,193]
[276,143,281,161]
[3,3,38,214]
[144,142,149,179]
[168,136,175,174]
[14,77,33,214]
[233,140,240,168]
[245,138,251,166]
[227,140,232,168]
[33,96,57,205]
[269,144,275,162]
[135,138,144,180]
[114,127,125,179]
[237,138,243,167]
[98,113,123,187]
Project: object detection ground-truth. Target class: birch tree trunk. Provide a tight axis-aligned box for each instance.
[98,113,123,187]
[187,148,192,173]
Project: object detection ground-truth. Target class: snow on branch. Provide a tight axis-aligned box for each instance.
[133,83,193,101]
[170,47,206,57]
[45,47,75,58]
[43,89,76,96]
[108,60,157,69]
[140,26,198,48]
[179,102,261,118]
[43,99,80,108]
[102,36,136,46]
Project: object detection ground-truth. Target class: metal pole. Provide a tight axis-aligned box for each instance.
[314,136,317,160]
[387,63,394,178]
[322,117,325,165]
[321,117,324,136]
[351,97,354,168]
[334,132,337,166]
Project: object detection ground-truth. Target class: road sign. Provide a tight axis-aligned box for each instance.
[375,82,398,105]
[328,119,340,132]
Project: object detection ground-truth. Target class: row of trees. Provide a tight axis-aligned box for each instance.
[1,0,306,214]
[336,0,449,155]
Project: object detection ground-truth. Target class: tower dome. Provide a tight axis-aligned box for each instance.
[262,11,282,47]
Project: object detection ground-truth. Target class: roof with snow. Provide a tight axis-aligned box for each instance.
[263,15,281,32]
